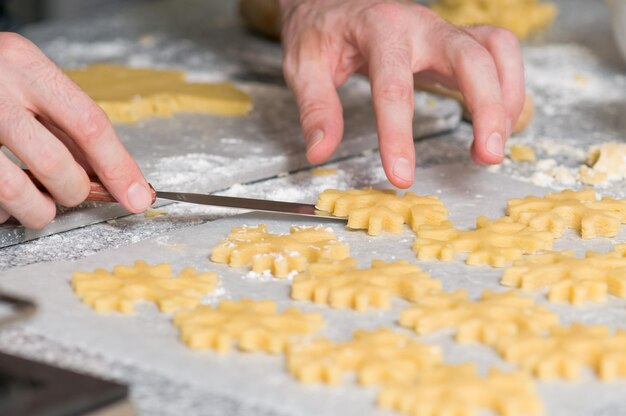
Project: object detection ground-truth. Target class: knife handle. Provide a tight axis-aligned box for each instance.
[23,169,157,204]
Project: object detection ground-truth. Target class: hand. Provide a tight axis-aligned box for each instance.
[279,0,525,188]
[0,33,152,228]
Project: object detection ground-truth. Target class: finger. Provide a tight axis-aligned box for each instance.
[0,151,55,229]
[0,207,10,224]
[463,25,525,138]
[367,34,416,188]
[37,116,95,175]
[0,109,90,207]
[283,32,344,164]
[25,61,152,213]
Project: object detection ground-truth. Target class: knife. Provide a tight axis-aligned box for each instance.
[25,171,338,220]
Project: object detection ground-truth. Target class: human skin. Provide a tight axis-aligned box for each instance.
[0,33,152,228]
[278,0,525,188]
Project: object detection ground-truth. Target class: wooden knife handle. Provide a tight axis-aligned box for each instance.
[23,169,157,205]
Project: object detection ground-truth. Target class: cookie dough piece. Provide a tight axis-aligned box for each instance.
[509,144,536,162]
[173,299,324,353]
[507,189,626,238]
[210,224,349,278]
[378,364,542,416]
[580,142,626,186]
[399,290,559,346]
[65,64,252,123]
[431,0,557,39]
[413,216,554,267]
[496,323,626,380]
[310,167,337,176]
[501,245,626,305]
[316,189,448,236]
[72,261,218,313]
[291,259,442,311]
[287,329,442,385]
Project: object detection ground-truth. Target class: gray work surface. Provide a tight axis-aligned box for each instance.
[1,0,626,415]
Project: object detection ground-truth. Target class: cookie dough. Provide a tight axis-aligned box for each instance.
[378,364,542,416]
[173,299,324,353]
[65,64,252,123]
[413,216,554,267]
[509,144,536,162]
[210,224,350,278]
[316,189,448,236]
[287,329,442,385]
[72,261,218,313]
[431,0,557,39]
[501,245,626,305]
[311,167,337,176]
[580,142,626,186]
[399,290,559,345]
[291,259,442,311]
[507,189,626,238]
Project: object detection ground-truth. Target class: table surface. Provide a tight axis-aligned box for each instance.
[1,1,626,415]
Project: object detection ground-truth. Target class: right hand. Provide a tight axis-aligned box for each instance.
[0,33,152,229]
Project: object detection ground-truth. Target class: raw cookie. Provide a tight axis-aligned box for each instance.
[65,64,252,123]
[210,224,349,278]
[580,142,626,186]
[501,245,626,305]
[509,144,536,162]
[413,216,554,267]
[173,298,324,353]
[72,261,218,313]
[291,259,442,311]
[316,188,448,236]
[378,364,542,416]
[399,290,559,346]
[287,328,442,385]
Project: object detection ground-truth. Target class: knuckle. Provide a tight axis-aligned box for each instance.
[74,104,110,145]
[34,145,67,179]
[298,98,328,126]
[0,171,28,202]
[365,2,406,25]
[98,155,134,184]
[488,27,519,50]
[377,81,413,103]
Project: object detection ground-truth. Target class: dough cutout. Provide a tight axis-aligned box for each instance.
[291,259,442,311]
[507,189,626,238]
[287,328,442,385]
[65,64,252,123]
[315,189,448,236]
[501,244,626,305]
[580,142,626,185]
[509,144,536,162]
[378,363,542,416]
[174,299,324,353]
[210,224,350,278]
[413,216,554,267]
[496,323,626,380]
[72,261,218,313]
[399,290,559,345]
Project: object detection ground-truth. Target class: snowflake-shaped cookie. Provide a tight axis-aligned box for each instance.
[496,323,626,380]
[291,259,442,311]
[399,290,559,345]
[378,364,542,416]
[173,299,324,353]
[507,189,626,238]
[71,261,218,313]
[315,188,448,235]
[501,245,626,305]
[413,216,554,267]
[287,328,442,385]
[210,224,349,278]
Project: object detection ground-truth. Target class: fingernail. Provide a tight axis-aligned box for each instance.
[392,157,413,182]
[505,118,513,138]
[306,129,324,153]
[127,182,151,211]
[485,132,504,158]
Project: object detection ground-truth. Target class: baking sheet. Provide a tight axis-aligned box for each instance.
[1,163,625,416]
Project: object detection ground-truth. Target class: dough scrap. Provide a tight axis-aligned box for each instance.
[173,299,324,353]
[65,64,252,123]
[291,259,442,311]
[316,189,449,236]
[210,224,350,278]
[310,167,337,176]
[580,142,626,186]
[413,216,554,267]
[378,364,543,416]
[501,244,626,305]
[509,144,536,162]
[431,0,557,39]
[507,189,626,238]
[399,290,559,345]
[287,328,442,385]
[72,261,217,313]
[496,323,626,380]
